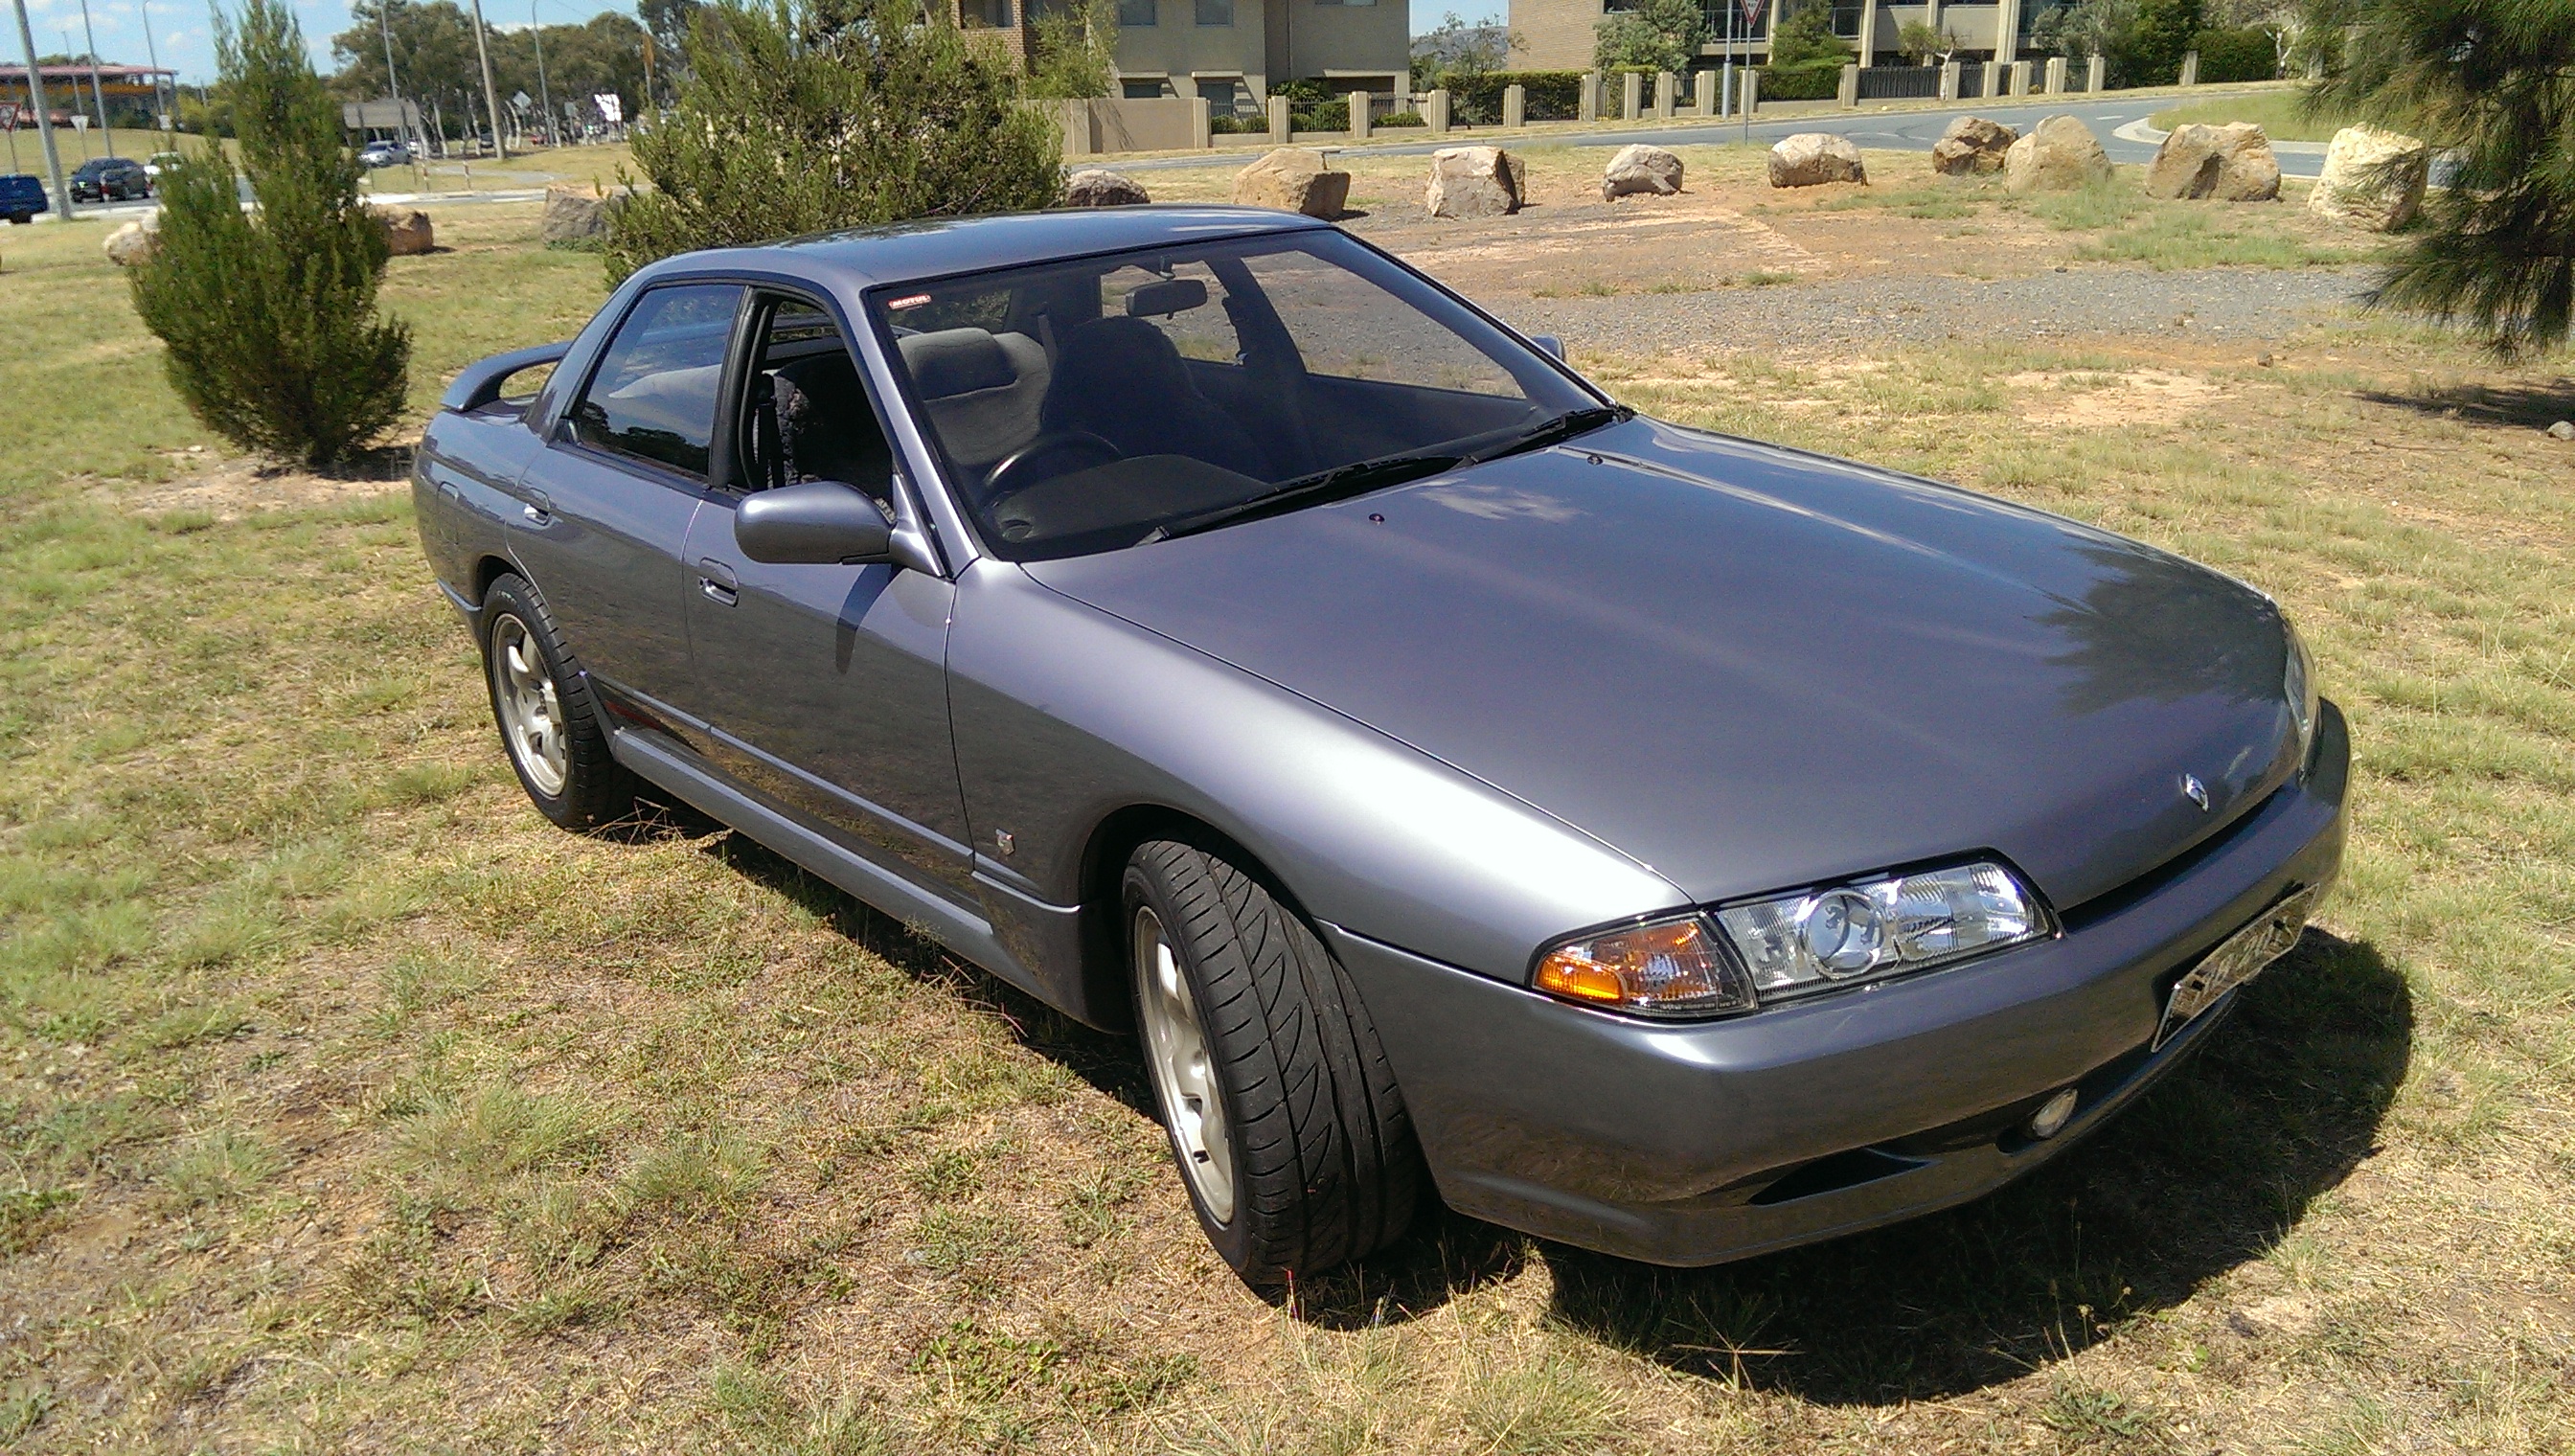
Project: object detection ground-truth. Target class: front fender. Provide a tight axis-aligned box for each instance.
[946,560,1689,987]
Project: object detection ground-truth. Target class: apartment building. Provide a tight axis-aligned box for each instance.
[959,0,1407,119]
[1508,0,2062,73]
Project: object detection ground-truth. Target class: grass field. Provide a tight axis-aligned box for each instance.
[3,191,2573,1452]
[2149,92,2358,144]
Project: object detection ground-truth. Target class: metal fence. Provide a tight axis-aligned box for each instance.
[1855,65,1944,101]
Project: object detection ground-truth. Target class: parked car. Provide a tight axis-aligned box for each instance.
[413,209,2347,1284]
[0,173,46,223]
[357,140,411,170]
[144,150,185,180]
[67,156,149,202]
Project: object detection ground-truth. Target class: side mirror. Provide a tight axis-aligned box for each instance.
[735,480,894,564]
[1532,334,1565,362]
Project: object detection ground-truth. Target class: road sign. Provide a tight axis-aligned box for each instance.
[593,93,622,125]
[1740,0,1767,27]
[71,114,88,132]
[0,102,18,130]
[341,99,422,130]
[512,90,532,112]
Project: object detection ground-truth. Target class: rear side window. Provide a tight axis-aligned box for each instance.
[569,284,744,477]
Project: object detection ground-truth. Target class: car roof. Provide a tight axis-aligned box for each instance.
[635,206,1333,294]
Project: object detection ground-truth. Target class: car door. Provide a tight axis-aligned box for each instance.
[677,292,977,902]
[507,281,743,724]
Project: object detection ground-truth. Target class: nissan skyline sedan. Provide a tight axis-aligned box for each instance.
[411,207,2347,1284]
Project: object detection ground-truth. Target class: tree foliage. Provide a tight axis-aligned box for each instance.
[604,0,1062,284]
[330,1,650,143]
[2030,0,2200,84]
[130,0,412,467]
[1763,2,1850,96]
[1025,0,1117,99]
[1593,0,1707,74]
[2306,0,2575,353]
[1413,11,1515,89]
[1895,19,1955,63]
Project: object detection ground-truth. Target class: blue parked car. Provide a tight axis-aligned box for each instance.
[1,174,47,224]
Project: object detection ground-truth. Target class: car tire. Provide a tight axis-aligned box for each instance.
[1124,839,1422,1285]
[480,573,635,830]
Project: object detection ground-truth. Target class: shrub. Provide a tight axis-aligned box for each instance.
[1443,69,1584,121]
[605,0,1061,284]
[2192,26,2279,81]
[1026,0,1115,99]
[128,0,411,468]
[1760,60,1845,99]
[1378,110,1425,127]
[1291,100,1350,131]
[1594,0,1706,74]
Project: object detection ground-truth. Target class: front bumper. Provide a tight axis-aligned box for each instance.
[1329,701,2350,1267]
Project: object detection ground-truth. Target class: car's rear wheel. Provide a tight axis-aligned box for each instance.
[1124,839,1422,1285]
[481,573,634,830]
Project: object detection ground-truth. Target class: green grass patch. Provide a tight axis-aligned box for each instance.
[2151,89,2357,144]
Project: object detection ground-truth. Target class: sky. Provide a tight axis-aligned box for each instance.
[16,0,1504,85]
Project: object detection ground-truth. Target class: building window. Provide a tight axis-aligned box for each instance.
[1196,0,1231,23]
[1123,78,1172,98]
[962,0,1014,25]
[1314,0,1378,7]
[1198,78,1242,114]
[1118,0,1154,24]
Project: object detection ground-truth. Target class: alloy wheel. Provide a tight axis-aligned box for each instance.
[1135,905,1238,1223]
[490,612,569,797]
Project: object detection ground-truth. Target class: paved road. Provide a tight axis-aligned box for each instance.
[1126,88,2320,177]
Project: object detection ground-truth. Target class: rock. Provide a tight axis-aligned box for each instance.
[2145,123,2280,201]
[1425,145,1523,218]
[541,182,627,245]
[103,216,159,267]
[1231,148,1349,218]
[1601,143,1683,199]
[1063,169,1150,207]
[2550,421,2575,441]
[2308,125,2431,231]
[373,206,436,256]
[2004,115,2114,194]
[1767,133,1866,188]
[1930,115,2017,175]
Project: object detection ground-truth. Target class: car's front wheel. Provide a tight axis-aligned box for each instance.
[480,573,634,830]
[1124,839,1422,1285]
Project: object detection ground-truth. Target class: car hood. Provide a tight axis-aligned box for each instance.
[1023,418,2304,913]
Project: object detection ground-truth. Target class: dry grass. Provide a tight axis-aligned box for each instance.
[3,186,2574,1452]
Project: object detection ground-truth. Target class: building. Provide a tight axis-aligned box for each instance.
[956,0,1407,119]
[1,63,178,130]
[1508,0,2067,74]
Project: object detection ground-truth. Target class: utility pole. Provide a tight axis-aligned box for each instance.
[77,0,109,156]
[11,0,70,215]
[464,0,505,159]
[641,30,653,119]
[530,0,551,148]
[137,0,167,131]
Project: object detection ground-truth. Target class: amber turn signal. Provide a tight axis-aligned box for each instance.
[1532,916,1754,1017]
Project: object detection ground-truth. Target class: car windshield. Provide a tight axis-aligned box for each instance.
[866,228,1597,561]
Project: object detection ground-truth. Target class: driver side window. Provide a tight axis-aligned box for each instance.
[739,296,897,501]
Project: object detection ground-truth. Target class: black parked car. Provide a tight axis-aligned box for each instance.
[1,173,46,223]
[68,157,150,203]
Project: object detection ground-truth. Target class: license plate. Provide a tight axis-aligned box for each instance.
[2154,885,2319,1050]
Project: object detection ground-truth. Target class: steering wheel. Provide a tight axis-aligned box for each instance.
[982,430,1121,504]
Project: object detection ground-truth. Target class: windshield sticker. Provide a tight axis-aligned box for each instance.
[888,293,931,311]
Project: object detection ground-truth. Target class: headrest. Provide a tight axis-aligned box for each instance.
[900,328,1018,399]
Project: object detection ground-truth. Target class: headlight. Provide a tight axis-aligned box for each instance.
[1532,915,1754,1017]
[1713,860,2049,1002]
[2283,616,2318,759]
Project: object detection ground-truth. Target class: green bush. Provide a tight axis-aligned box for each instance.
[606,0,1061,284]
[1291,100,1350,131]
[1378,110,1425,127]
[128,0,410,468]
[2192,26,2279,82]
[1594,0,1706,74]
[1208,113,1270,133]
[1760,59,1845,99]
[1442,69,1585,122]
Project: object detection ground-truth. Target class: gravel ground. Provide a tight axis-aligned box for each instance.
[1494,265,2377,357]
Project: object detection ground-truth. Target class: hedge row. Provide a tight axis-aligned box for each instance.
[1760,59,1843,101]
[2192,27,2280,83]
[1438,70,1588,122]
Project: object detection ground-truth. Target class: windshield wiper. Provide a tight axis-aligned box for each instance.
[1142,405,1634,546]
[1144,450,1463,542]
[1453,404,1632,467]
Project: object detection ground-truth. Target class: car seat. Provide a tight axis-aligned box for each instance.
[1040,317,1268,481]
[771,353,893,494]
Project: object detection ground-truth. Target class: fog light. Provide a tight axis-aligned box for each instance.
[2028,1087,2080,1140]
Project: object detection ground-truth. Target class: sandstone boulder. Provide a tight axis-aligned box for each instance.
[2308,125,2431,231]
[374,206,436,256]
[2004,115,2113,194]
[1426,145,1523,218]
[1930,115,2017,175]
[541,182,627,245]
[1063,169,1150,207]
[1768,132,1866,188]
[1232,148,1349,218]
[1601,143,1683,199]
[2145,123,2280,201]
[103,216,159,267]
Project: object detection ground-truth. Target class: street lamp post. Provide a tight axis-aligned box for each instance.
[530,0,552,148]
[464,0,505,159]
[11,0,71,215]
[138,0,169,131]
[77,0,111,157]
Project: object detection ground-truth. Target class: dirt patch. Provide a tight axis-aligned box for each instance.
[2008,367,2231,428]
[111,459,408,521]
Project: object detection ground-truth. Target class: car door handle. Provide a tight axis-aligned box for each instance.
[698,557,740,607]
[520,488,554,525]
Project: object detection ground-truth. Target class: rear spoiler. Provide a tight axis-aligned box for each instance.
[440,340,574,415]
